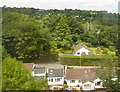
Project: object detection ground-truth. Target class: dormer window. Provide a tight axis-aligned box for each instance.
[95,81,101,86]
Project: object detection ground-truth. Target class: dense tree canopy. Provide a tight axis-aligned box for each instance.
[2,12,53,61]
[2,6,119,61]
[2,57,48,90]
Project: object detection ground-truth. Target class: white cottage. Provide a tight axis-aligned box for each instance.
[73,43,91,56]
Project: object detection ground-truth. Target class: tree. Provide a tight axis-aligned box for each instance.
[2,57,48,90]
[54,14,71,49]
[1,46,10,60]
[94,58,119,91]
[2,12,52,62]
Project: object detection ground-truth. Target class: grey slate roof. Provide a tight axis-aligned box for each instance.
[34,66,46,74]
[47,69,64,77]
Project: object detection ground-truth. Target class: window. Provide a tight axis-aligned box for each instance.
[77,52,80,55]
[84,84,91,89]
[88,52,92,55]
[49,79,50,81]
[55,78,61,82]
[78,80,81,83]
[95,82,101,86]
[81,52,86,55]
[70,80,75,83]
[40,76,44,79]
[51,79,53,82]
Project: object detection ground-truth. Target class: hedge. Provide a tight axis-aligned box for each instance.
[60,55,118,66]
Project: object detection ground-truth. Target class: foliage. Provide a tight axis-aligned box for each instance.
[2,57,48,90]
[102,48,109,54]
[109,46,115,52]
[1,46,10,60]
[2,12,53,62]
[60,55,118,66]
[2,7,118,62]
[94,58,119,91]
[107,52,115,57]
[95,47,102,54]
[67,67,74,69]
[61,50,73,54]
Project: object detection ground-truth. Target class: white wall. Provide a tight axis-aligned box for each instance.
[94,78,103,89]
[74,48,90,56]
[47,77,64,86]
[67,79,82,87]
[32,71,46,79]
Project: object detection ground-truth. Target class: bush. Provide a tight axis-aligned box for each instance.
[95,47,102,54]
[102,48,109,54]
[54,87,59,90]
[109,46,115,52]
[61,50,73,54]
[67,67,74,69]
[107,52,115,57]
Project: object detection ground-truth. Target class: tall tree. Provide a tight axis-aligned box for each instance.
[2,57,48,90]
[2,12,52,61]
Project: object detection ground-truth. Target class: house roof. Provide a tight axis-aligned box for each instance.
[23,63,34,72]
[34,66,46,74]
[48,69,64,77]
[73,43,88,52]
[66,68,97,83]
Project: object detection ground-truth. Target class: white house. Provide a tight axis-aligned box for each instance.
[66,68,103,91]
[47,69,64,89]
[32,65,46,79]
[73,43,91,56]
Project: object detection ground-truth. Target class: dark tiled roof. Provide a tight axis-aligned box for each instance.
[23,63,34,72]
[34,66,46,74]
[73,43,88,52]
[48,69,64,77]
[66,68,97,83]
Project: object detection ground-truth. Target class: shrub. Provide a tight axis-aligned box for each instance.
[95,47,102,54]
[99,46,104,50]
[107,52,115,57]
[61,50,73,54]
[102,48,109,54]
[67,67,74,69]
[109,46,115,52]
[54,87,59,90]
